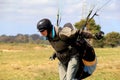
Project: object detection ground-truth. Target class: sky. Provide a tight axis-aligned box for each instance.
[0,0,120,35]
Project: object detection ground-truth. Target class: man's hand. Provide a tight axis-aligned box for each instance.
[49,53,56,61]
[95,31,104,40]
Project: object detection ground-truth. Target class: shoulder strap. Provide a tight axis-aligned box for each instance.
[55,26,62,37]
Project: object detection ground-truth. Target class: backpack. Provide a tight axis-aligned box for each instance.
[62,23,96,66]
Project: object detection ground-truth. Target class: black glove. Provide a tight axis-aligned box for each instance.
[49,53,56,60]
[95,31,104,40]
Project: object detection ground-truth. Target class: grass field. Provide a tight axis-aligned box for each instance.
[0,43,120,80]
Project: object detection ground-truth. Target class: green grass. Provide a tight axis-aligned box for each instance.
[0,43,120,80]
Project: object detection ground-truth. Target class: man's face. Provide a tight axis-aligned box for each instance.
[40,30,48,37]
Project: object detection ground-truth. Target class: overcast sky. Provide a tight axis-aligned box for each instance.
[0,0,120,35]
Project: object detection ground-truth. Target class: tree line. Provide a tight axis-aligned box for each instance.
[93,32,120,48]
[0,34,49,45]
[0,32,120,48]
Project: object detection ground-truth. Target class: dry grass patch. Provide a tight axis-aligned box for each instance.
[0,43,120,80]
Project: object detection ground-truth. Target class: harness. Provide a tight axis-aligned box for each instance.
[76,32,96,66]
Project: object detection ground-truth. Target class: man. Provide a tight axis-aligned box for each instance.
[37,18,104,80]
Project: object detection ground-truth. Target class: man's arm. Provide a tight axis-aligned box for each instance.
[77,30,104,40]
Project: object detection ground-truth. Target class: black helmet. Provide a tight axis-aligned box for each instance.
[37,18,52,32]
